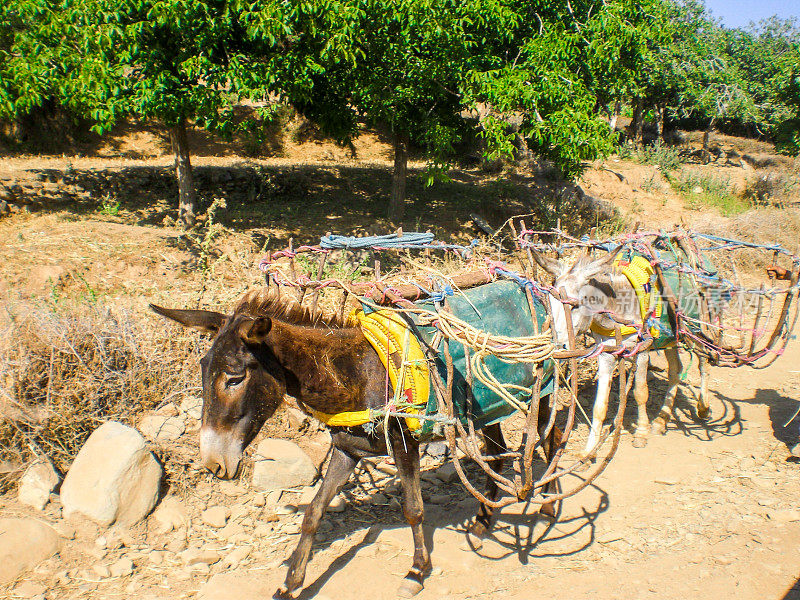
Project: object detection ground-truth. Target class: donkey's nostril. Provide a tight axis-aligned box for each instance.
[203,458,225,478]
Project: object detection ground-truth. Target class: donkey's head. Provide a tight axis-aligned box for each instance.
[530,247,623,346]
[150,305,285,479]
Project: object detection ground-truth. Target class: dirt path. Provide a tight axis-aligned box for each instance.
[190,343,800,600]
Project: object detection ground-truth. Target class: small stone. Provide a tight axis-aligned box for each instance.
[768,509,800,523]
[328,495,346,513]
[11,581,47,599]
[166,530,188,553]
[148,551,167,565]
[95,536,108,549]
[370,493,389,506]
[692,186,704,194]
[222,546,252,568]
[179,397,203,420]
[252,493,266,508]
[92,564,111,578]
[296,483,321,509]
[286,407,311,430]
[229,503,248,520]
[18,460,60,511]
[152,495,190,533]
[191,562,211,574]
[87,546,108,560]
[384,480,402,495]
[201,506,230,528]
[219,481,246,497]
[0,519,61,585]
[428,494,450,505]
[138,414,185,442]
[283,523,301,535]
[218,522,245,540]
[251,439,318,492]
[54,523,76,540]
[155,403,180,417]
[423,442,449,458]
[109,557,134,577]
[277,505,297,515]
[434,462,459,484]
[179,548,221,567]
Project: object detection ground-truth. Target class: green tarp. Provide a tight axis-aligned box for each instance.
[409,280,555,439]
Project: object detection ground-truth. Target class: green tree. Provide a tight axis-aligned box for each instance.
[2,0,289,227]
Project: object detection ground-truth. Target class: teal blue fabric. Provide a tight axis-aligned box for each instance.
[408,280,554,439]
[650,240,724,336]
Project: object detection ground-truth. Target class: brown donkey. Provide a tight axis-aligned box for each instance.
[152,288,559,598]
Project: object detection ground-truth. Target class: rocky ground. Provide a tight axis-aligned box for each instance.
[2,341,799,600]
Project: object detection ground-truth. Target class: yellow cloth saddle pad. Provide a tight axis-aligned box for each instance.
[590,253,663,338]
[309,309,430,430]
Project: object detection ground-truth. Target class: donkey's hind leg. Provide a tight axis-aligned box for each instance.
[275,446,357,599]
[695,356,711,420]
[391,424,430,598]
[468,423,506,542]
[653,347,681,435]
[631,352,652,447]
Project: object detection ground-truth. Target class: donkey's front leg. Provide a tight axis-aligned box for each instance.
[391,426,430,598]
[585,352,616,457]
[275,446,357,599]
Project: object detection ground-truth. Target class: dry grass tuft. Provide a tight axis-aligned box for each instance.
[0,301,203,488]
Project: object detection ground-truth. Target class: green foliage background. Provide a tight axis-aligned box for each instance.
[0,0,798,197]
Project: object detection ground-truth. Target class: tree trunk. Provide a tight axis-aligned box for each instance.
[654,103,665,141]
[169,119,197,228]
[631,97,644,146]
[702,116,716,151]
[389,132,409,223]
[609,100,621,131]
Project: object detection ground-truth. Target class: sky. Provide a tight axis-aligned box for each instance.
[703,0,799,29]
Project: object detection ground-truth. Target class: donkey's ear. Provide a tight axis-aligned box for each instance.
[149,304,227,335]
[580,245,624,281]
[530,248,564,278]
[238,317,272,345]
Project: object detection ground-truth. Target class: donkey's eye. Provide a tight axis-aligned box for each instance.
[225,373,246,388]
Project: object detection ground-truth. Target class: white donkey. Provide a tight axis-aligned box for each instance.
[530,247,711,456]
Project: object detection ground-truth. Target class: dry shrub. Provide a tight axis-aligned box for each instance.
[0,301,203,486]
[741,171,800,207]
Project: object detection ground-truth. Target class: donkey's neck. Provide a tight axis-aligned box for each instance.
[265,320,386,415]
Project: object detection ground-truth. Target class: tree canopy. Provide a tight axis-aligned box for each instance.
[1,0,798,224]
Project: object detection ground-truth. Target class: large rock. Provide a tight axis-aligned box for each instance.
[18,460,60,510]
[61,422,162,527]
[251,438,318,492]
[0,518,61,584]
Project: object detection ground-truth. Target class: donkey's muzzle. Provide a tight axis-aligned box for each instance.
[199,427,243,480]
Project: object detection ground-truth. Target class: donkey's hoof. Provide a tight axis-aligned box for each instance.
[465,530,485,550]
[652,418,667,436]
[539,502,557,521]
[631,435,648,448]
[697,407,711,421]
[273,586,296,600]
[398,579,424,598]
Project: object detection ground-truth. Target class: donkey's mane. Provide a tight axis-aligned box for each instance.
[233,287,350,328]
